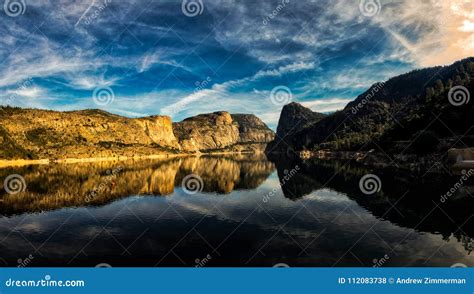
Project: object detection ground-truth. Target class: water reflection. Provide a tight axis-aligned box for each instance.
[0,154,274,215]
[273,156,474,234]
[0,154,472,267]
[271,156,474,255]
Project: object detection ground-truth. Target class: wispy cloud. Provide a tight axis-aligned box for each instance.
[0,0,471,125]
[7,87,46,98]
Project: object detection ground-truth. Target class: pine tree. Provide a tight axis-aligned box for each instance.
[425,87,434,101]
[434,79,444,94]
[455,75,462,85]
[447,79,453,89]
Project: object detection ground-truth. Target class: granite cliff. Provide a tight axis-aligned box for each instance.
[172,111,274,153]
[0,107,274,160]
[265,103,326,154]
[231,113,276,144]
[275,102,326,138]
[172,111,239,152]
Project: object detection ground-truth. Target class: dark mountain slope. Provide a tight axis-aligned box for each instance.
[268,57,474,156]
[275,102,327,138]
[265,103,326,154]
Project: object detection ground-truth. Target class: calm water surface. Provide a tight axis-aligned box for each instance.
[0,155,473,267]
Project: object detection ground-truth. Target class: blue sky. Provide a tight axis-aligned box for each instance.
[0,0,472,128]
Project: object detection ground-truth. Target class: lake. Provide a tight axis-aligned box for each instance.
[0,154,473,267]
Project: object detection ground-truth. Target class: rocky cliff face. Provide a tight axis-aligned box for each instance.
[0,108,275,160]
[231,114,275,144]
[173,111,275,153]
[266,103,326,154]
[134,115,180,149]
[276,102,326,138]
[172,111,240,152]
[0,108,180,160]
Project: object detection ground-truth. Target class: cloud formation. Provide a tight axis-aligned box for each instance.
[0,0,472,129]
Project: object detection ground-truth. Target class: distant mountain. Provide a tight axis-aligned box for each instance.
[172,111,274,153]
[231,113,275,144]
[172,111,240,152]
[268,57,474,157]
[266,103,326,154]
[275,102,327,138]
[0,108,274,160]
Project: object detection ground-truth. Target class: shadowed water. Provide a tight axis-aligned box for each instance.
[0,154,473,267]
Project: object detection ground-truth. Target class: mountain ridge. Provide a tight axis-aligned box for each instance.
[0,107,274,160]
[267,57,474,160]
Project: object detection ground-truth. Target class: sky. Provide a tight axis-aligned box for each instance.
[0,0,473,129]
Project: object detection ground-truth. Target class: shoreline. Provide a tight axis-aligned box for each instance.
[0,151,264,168]
[267,149,470,174]
[0,154,188,168]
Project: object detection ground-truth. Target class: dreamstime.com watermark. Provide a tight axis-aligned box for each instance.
[5,275,85,288]
[95,263,112,268]
[359,174,382,195]
[85,166,123,203]
[92,86,115,106]
[17,254,34,268]
[195,254,212,267]
[350,81,385,115]
[263,165,300,203]
[372,254,390,267]
[1,77,33,107]
[262,0,290,25]
[448,85,470,106]
[451,263,467,268]
[163,76,212,115]
[440,169,474,203]
[75,0,112,27]
[3,0,26,17]
[3,174,27,195]
[194,76,212,94]
[273,263,290,268]
[270,85,292,106]
[182,174,204,195]
[181,0,204,17]
[359,0,382,17]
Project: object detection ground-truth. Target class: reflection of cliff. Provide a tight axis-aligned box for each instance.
[270,155,474,242]
[0,155,274,215]
[272,156,370,200]
[176,155,275,194]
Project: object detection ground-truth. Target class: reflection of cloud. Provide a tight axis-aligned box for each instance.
[15,222,44,233]
[303,188,353,204]
[0,170,472,266]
